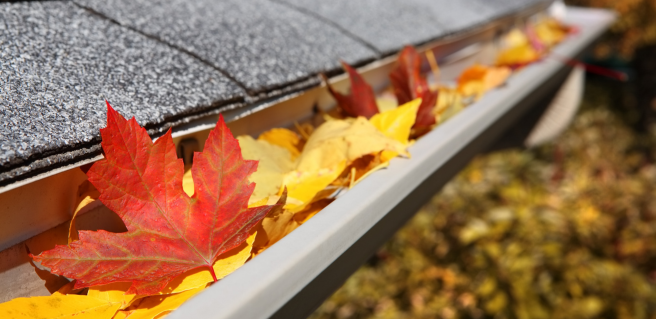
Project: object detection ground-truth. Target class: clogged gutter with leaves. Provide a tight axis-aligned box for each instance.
[0,18,590,319]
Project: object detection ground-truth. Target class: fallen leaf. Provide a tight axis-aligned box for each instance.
[258,128,303,160]
[87,283,136,309]
[293,198,334,225]
[496,43,540,68]
[83,231,255,306]
[282,162,345,212]
[503,28,530,48]
[376,96,398,113]
[32,102,275,295]
[237,136,294,204]
[296,117,407,173]
[324,61,379,119]
[68,180,102,243]
[282,117,406,210]
[457,64,511,99]
[116,286,204,319]
[52,281,78,296]
[435,87,466,124]
[389,46,439,129]
[370,99,420,144]
[159,231,257,294]
[534,18,569,48]
[0,294,120,319]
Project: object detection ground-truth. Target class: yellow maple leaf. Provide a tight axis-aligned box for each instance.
[370,98,420,145]
[0,294,121,319]
[296,117,407,173]
[282,161,345,212]
[258,128,302,160]
[114,286,204,319]
[182,136,294,204]
[237,136,294,203]
[86,283,136,309]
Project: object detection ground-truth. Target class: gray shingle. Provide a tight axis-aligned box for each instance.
[472,0,550,19]
[0,1,244,185]
[277,0,447,54]
[277,0,549,54]
[74,0,377,96]
[410,0,497,33]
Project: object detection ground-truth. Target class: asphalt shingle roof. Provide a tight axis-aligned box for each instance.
[0,1,244,185]
[278,0,500,54]
[0,0,552,187]
[75,0,377,96]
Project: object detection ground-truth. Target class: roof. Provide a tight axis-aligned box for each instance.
[0,0,551,188]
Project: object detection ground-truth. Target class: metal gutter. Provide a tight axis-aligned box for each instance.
[169,7,616,319]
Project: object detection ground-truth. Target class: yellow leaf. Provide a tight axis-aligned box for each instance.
[115,287,204,319]
[69,180,102,243]
[534,18,568,47]
[293,198,334,225]
[259,210,297,249]
[296,117,407,173]
[237,136,295,204]
[252,193,295,254]
[496,43,540,67]
[258,128,302,160]
[375,96,398,113]
[370,99,420,144]
[87,283,136,309]
[52,281,76,296]
[184,137,294,203]
[435,87,466,123]
[112,311,131,319]
[282,161,345,211]
[0,294,120,319]
[502,28,530,48]
[182,169,194,197]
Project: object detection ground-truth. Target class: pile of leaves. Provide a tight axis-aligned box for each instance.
[0,17,574,319]
[311,89,656,319]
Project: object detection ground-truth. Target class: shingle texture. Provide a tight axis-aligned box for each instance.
[0,1,244,184]
[74,0,377,95]
[277,0,447,54]
[277,0,550,53]
[0,0,551,187]
[473,0,547,19]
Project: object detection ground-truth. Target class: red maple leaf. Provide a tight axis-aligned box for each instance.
[324,61,379,118]
[32,102,275,295]
[390,46,438,129]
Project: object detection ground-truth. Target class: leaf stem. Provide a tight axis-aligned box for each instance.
[208,266,218,282]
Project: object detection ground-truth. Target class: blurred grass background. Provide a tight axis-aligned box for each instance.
[310,1,656,318]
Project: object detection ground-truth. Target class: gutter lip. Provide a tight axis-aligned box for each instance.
[168,7,616,319]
